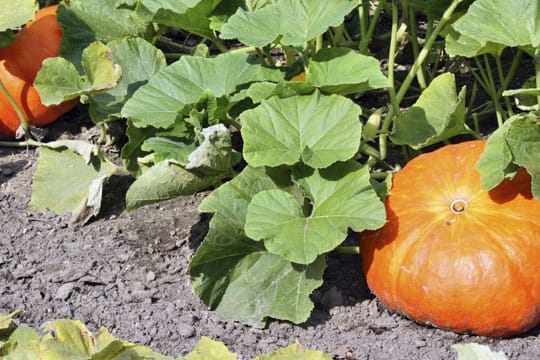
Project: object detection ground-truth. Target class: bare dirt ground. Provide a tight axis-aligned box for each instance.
[1,112,540,359]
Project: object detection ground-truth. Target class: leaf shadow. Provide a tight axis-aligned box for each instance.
[0,159,28,186]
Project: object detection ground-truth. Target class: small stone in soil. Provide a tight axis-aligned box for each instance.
[56,283,75,300]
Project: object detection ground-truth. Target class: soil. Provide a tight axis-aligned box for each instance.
[1,113,540,360]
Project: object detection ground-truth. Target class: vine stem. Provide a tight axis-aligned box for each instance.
[0,78,32,140]
[358,0,369,54]
[386,0,401,118]
[334,245,360,255]
[0,139,42,147]
[360,0,386,54]
[536,51,540,107]
[379,0,463,160]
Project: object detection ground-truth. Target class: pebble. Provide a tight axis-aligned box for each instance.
[146,271,156,282]
[56,283,75,300]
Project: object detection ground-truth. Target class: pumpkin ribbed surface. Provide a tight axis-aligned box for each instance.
[0,5,77,139]
[360,140,540,337]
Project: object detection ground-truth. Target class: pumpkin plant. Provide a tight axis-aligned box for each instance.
[0,5,77,139]
[360,140,540,337]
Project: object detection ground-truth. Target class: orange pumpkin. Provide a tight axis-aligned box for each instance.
[0,5,77,139]
[360,140,540,337]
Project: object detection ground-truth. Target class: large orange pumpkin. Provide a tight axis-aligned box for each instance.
[360,140,540,337]
[0,5,78,139]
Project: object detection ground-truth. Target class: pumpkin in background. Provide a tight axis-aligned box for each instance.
[0,5,78,139]
[360,140,540,337]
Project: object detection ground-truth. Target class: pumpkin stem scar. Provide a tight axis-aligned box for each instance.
[450,199,468,214]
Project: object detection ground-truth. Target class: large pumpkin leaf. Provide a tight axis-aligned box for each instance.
[34,41,122,105]
[306,48,389,96]
[241,92,362,168]
[88,37,167,124]
[505,115,540,198]
[445,0,540,57]
[121,52,284,129]
[391,72,469,149]
[245,161,386,264]
[191,166,325,327]
[220,0,357,47]
[57,0,156,69]
[29,141,120,223]
[140,0,222,41]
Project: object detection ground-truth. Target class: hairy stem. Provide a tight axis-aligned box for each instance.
[0,78,31,139]
[379,0,464,160]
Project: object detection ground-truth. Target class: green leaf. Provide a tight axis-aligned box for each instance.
[122,119,191,177]
[191,214,326,327]
[191,166,325,327]
[35,41,122,105]
[0,0,38,32]
[93,327,173,360]
[452,343,508,360]
[125,159,225,210]
[141,0,222,41]
[29,141,119,223]
[241,92,362,168]
[253,342,332,360]
[37,320,173,360]
[391,72,469,149]
[307,48,389,95]
[245,161,385,264]
[39,320,95,359]
[183,337,236,360]
[445,27,506,58]
[141,137,196,165]
[446,0,540,57]
[0,312,19,336]
[57,0,157,69]
[476,116,520,191]
[220,0,357,47]
[121,52,284,128]
[506,115,540,198]
[88,38,166,123]
[0,327,40,360]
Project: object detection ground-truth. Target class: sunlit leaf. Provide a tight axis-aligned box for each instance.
[452,343,508,360]
[184,337,237,360]
[391,72,470,149]
[254,342,332,360]
[191,166,325,327]
[245,161,386,264]
[29,140,119,223]
[0,0,38,32]
[307,47,389,95]
[241,92,362,168]
[220,0,357,47]
[121,52,283,129]
[35,41,122,105]
[445,0,540,57]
